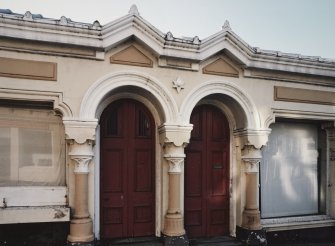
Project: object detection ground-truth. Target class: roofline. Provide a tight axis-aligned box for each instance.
[1,7,335,77]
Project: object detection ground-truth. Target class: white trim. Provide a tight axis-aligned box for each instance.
[180,80,261,129]
[0,88,73,118]
[93,125,100,239]
[262,215,335,232]
[0,186,67,207]
[80,71,178,123]
[0,206,70,224]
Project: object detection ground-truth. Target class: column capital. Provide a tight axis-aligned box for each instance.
[242,145,261,173]
[234,128,271,149]
[165,156,184,173]
[158,123,193,147]
[64,119,97,144]
[71,156,92,174]
[68,140,94,174]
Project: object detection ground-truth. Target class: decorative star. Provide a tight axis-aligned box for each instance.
[172,77,185,93]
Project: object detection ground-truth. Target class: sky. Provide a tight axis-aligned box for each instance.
[2,0,335,59]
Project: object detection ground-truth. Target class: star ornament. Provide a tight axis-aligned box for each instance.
[172,77,185,93]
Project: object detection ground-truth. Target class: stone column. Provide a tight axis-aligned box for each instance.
[67,141,94,244]
[163,143,186,237]
[237,145,266,246]
[241,146,261,230]
[158,124,192,245]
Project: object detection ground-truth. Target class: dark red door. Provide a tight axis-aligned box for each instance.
[185,105,230,238]
[100,99,155,239]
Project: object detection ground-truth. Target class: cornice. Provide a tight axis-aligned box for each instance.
[1,7,335,78]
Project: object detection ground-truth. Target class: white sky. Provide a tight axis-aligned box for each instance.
[2,0,335,59]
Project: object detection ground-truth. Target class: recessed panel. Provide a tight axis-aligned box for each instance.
[134,206,152,223]
[210,209,226,225]
[185,151,202,197]
[104,207,123,224]
[185,210,202,226]
[103,149,123,192]
[134,149,152,192]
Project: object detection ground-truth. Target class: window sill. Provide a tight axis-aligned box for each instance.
[0,206,70,224]
[0,186,67,206]
[261,215,335,231]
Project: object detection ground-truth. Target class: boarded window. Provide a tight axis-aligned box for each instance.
[0,107,65,186]
[261,122,319,218]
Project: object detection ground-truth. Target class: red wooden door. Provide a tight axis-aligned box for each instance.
[100,99,155,239]
[185,105,230,238]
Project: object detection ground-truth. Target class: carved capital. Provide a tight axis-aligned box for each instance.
[241,145,262,173]
[234,128,271,149]
[68,140,94,174]
[64,120,97,144]
[71,156,92,174]
[158,124,192,147]
[242,158,260,173]
[165,157,184,173]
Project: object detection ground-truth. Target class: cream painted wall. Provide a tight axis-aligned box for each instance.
[1,38,335,237]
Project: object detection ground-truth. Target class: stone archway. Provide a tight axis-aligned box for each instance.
[76,71,181,240]
[179,80,269,241]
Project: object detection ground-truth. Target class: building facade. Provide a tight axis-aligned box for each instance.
[0,5,335,245]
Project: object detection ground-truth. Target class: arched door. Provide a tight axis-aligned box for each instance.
[100,99,155,239]
[185,104,230,238]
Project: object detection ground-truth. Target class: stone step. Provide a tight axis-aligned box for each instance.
[99,237,163,246]
[99,236,242,246]
[189,236,242,246]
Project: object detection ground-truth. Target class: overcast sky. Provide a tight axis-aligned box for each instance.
[2,0,335,59]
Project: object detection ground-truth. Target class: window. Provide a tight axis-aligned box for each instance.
[260,121,326,218]
[0,107,65,186]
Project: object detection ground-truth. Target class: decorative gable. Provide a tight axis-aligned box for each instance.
[110,45,153,67]
[203,57,239,77]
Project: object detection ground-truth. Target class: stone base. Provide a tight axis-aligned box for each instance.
[163,213,185,236]
[67,218,94,243]
[66,241,95,246]
[236,226,267,246]
[163,234,189,246]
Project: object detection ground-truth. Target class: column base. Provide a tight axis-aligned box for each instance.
[67,218,94,243]
[163,234,189,246]
[236,226,267,246]
[66,241,95,246]
[163,213,185,237]
[242,209,261,230]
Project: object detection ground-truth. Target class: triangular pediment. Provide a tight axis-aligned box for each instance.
[110,45,153,67]
[202,57,239,77]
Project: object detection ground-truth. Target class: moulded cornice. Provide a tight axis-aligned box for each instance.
[0,14,102,50]
[1,8,335,77]
[0,88,72,118]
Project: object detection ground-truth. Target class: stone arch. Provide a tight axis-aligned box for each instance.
[179,80,261,130]
[80,71,178,124]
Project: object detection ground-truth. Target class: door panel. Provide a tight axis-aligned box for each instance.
[100,99,155,239]
[185,105,230,238]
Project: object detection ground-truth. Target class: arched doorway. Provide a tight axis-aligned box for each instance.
[100,99,155,239]
[185,104,230,238]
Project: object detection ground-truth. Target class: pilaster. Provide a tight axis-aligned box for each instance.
[323,122,335,217]
[65,120,97,245]
[237,145,267,246]
[159,124,191,245]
